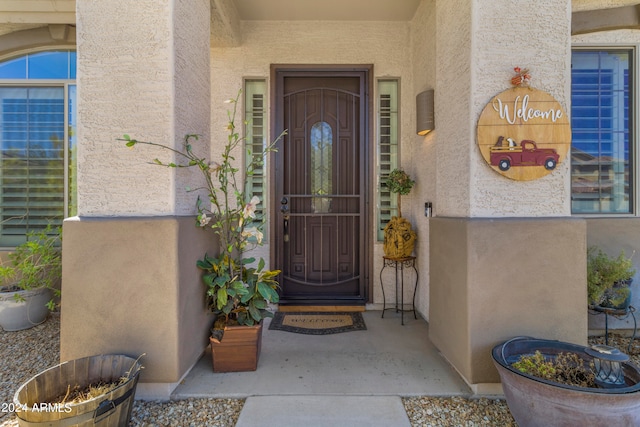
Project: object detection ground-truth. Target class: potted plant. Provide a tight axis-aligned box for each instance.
[123,91,285,372]
[587,246,635,310]
[0,226,61,331]
[492,337,640,427]
[383,168,416,258]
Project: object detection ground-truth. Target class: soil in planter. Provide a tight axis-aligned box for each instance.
[512,351,597,388]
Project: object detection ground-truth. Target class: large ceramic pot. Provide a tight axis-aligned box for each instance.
[492,337,640,427]
[0,287,52,331]
[210,322,263,372]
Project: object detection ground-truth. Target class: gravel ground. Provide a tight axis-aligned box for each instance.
[3,314,640,426]
[403,396,516,427]
[0,313,60,425]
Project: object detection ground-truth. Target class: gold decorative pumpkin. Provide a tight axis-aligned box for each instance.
[383,216,416,258]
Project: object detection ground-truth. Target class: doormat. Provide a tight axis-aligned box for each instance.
[269,312,367,335]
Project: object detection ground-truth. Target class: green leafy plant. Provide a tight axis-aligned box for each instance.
[587,246,635,308]
[198,254,279,337]
[512,350,596,388]
[0,226,62,310]
[123,91,286,328]
[385,168,415,218]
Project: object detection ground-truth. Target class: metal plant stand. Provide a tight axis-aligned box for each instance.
[589,305,637,353]
[380,256,418,325]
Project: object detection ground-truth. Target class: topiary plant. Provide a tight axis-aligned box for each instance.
[385,168,415,218]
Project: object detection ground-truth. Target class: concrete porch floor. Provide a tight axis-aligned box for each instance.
[172,310,471,398]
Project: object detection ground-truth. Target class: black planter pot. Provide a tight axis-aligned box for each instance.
[492,337,640,427]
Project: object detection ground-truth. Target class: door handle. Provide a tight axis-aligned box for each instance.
[280,196,289,214]
[283,214,290,242]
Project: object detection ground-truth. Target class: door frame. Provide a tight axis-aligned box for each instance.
[269,64,373,304]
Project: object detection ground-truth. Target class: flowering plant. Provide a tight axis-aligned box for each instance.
[122,91,286,328]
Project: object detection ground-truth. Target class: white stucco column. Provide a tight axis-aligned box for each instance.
[429,0,586,393]
[62,0,213,400]
[436,0,572,217]
[76,0,210,215]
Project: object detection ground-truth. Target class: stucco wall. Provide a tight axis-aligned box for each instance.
[435,0,572,218]
[470,0,572,218]
[65,0,213,399]
[0,25,75,58]
[409,0,437,319]
[572,0,640,12]
[435,0,472,217]
[572,26,640,43]
[429,0,580,390]
[77,0,210,217]
[61,217,214,385]
[173,0,212,212]
[430,217,587,385]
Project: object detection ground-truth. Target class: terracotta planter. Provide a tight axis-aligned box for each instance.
[492,337,640,427]
[210,322,263,372]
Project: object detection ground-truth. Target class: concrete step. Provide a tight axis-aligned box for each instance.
[235,395,411,427]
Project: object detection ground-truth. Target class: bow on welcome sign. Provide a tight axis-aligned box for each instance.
[477,86,571,181]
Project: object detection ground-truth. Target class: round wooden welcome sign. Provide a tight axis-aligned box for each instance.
[477,87,571,181]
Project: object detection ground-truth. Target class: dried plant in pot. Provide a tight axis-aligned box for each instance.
[14,354,143,426]
[123,91,285,372]
[383,168,416,258]
[0,226,61,331]
[493,337,640,427]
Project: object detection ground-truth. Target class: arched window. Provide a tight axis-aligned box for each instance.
[310,121,332,196]
[0,50,76,246]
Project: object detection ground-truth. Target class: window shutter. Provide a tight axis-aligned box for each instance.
[1,88,65,245]
[571,50,631,214]
[244,81,267,233]
[377,81,399,241]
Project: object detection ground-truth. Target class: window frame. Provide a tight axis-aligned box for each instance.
[243,78,269,239]
[0,49,76,248]
[571,44,638,217]
[376,78,401,241]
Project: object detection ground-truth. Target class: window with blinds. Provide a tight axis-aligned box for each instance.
[377,80,399,241]
[244,80,267,235]
[571,50,632,214]
[0,50,76,247]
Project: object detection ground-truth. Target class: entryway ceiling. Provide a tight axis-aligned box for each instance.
[234,0,421,21]
[211,0,421,46]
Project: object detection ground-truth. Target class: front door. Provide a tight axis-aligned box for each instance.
[272,67,370,305]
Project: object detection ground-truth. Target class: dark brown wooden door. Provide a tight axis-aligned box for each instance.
[273,68,369,305]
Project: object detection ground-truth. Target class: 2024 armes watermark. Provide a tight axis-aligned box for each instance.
[2,402,73,414]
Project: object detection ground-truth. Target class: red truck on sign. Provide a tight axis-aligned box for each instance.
[490,136,559,171]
